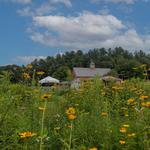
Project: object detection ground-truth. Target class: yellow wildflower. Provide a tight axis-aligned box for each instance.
[89,147,97,150]
[119,140,125,145]
[38,107,45,111]
[141,101,150,107]
[101,112,108,116]
[23,73,30,79]
[141,102,146,107]
[36,71,45,75]
[41,93,52,100]
[68,114,76,120]
[127,98,135,104]
[140,95,148,100]
[19,132,37,138]
[66,107,76,121]
[120,127,127,133]
[66,107,76,115]
[122,124,129,128]
[127,133,136,137]
[146,101,150,107]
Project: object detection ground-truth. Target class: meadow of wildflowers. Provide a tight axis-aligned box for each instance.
[0,74,149,150]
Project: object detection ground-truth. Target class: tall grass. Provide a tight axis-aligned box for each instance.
[0,78,149,149]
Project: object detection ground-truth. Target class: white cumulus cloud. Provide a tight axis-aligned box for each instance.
[90,0,148,4]
[16,56,47,64]
[33,12,124,41]
[17,4,54,16]
[106,0,136,4]
[30,12,150,52]
[17,0,71,16]
[50,0,72,7]
[0,0,32,4]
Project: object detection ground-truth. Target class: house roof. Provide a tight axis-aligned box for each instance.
[73,67,111,78]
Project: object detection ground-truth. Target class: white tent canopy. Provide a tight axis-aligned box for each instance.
[39,76,60,84]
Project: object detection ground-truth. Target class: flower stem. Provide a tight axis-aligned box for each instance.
[69,122,73,150]
[39,100,47,150]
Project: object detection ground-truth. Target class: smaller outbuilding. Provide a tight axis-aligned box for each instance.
[102,76,123,85]
[39,76,60,86]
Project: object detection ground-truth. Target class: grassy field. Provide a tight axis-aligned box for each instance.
[0,78,150,150]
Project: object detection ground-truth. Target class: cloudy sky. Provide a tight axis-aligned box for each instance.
[0,0,150,65]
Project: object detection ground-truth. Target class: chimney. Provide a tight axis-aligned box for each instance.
[90,60,95,69]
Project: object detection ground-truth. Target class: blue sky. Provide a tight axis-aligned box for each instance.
[0,0,150,65]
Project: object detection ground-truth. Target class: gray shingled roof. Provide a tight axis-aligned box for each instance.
[73,67,111,77]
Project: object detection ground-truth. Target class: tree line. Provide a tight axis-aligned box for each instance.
[0,47,150,83]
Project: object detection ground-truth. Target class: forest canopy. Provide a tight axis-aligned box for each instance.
[0,47,150,83]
